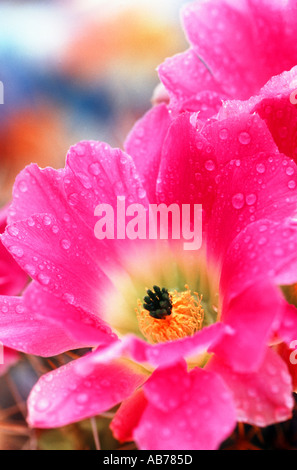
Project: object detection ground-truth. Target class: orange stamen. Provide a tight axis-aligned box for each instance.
[136,285,204,344]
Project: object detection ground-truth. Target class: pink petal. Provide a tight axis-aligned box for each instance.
[221,219,297,297]
[64,141,150,232]
[151,83,170,106]
[277,342,297,393]
[122,323,232,368]
[157,111,297,260]
[110,388,147,443]
[162,0,297,113]
[201,112,278,165]
[207,150,297,260]
[0,347,19,376]
[2,141,151,316]
[252,97,297,162]
[156,112,215,218]
[86,323,232,371]
[277,302,297,346]
[2,212,113,317]
[212,281,283,372]
[27,353,148,429]
[0,205,27,296]
[219,66,297,162]
[0,290,93,356]
[158,48,225,117]
[182,0,260,99]
[208,348,294,427]
[124,104,171,202]
[134,361,236,450]
[23,282,117,348]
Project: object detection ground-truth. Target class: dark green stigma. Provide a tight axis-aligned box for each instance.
[143,286,173,320]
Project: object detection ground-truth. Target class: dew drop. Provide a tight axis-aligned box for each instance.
[246,193,257,206]
[37,273,50,286]
[62,293,75,304]
[286,166,294,176]
[43,216,52,226]
[204,160,215,171]
[7,226,19,237]
[258,236,267,246]
[89,162,100,176]
[74,144,85,156]
[238,131,251,145]
[137,188,147,199]
[256,163,266,174]
[61,239,71,250]
[219,129,229,140]
[10,246,24,258]
[16,305,25,314]
[68,193,79,206]
[76,393,89,405]
[27,217,35,227]
[36,398,50,412]
[18,181,28,193]
[232,193,245,209]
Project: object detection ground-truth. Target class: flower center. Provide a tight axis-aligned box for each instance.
[136,285,204,344]
[143,286,172,319]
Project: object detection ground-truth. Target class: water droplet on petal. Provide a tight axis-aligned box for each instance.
[89,162,100,176]
[16,305,25,314]
[25,264,36,276]
[137,188,147,199]
[36,398,50,412]
[258,236,267,246]
[238,131,251,145]
[7,226,19,237]
[43,216,52,226]
[286,167,294,176]
[256,163,266,174]
[18,181,28,193]
[61,239,71,250]
[205,160,215,171]
[246,193,257,206]
[10,246,24,258]
[219,128,229,140]
[38,273,50,286]
[74,144,85,156]
[62,293,75,304]
[76,393,89,405]
[232,193,245,209]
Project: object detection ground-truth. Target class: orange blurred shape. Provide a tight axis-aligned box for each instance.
[0,104,68,205]
[63,7,186,81]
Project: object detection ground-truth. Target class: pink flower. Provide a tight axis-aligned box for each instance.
[0,205,28,296]
[0,103,296,449]
[0,347,20,377]
[0,205,28,375]
[219,65,297,164]
[158,0,297,119]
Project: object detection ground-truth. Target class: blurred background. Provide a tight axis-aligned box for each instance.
[0,0,188,205]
